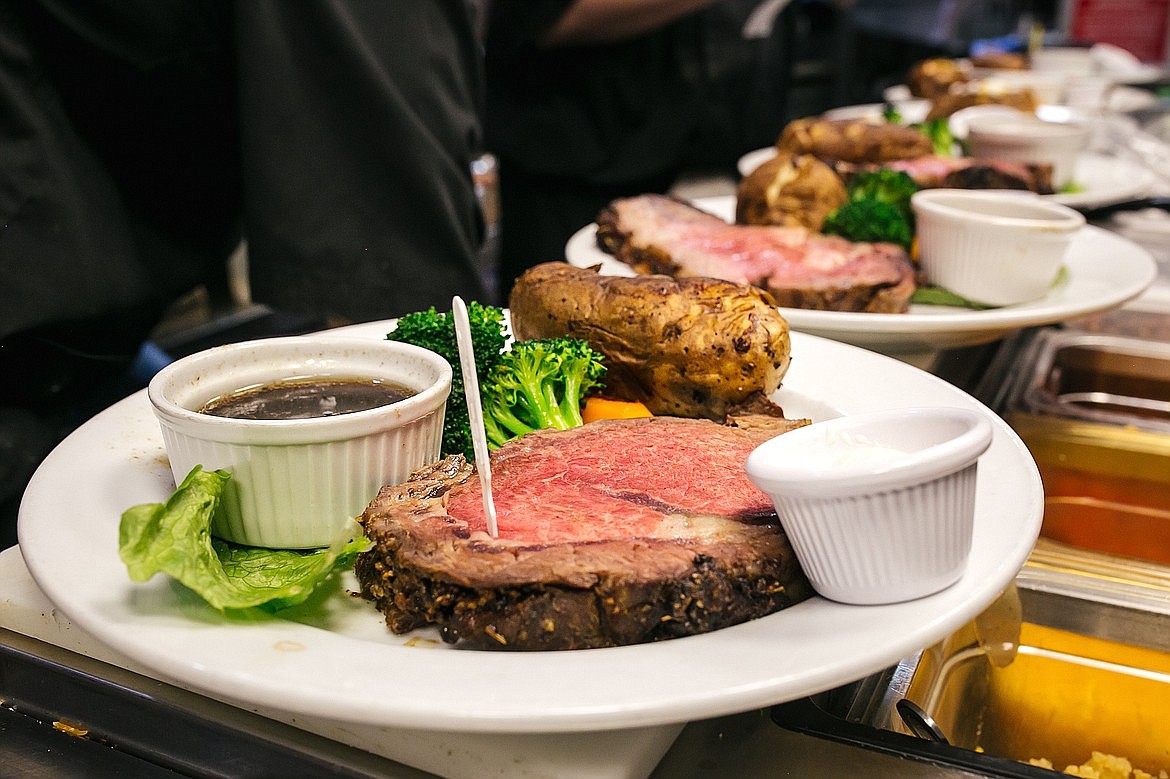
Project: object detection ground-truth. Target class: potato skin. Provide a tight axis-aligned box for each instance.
[925,87,1038,120]
[508,263,791,420]
[906,57,970,99]
[776,117,932,164]
[736,153,847,231]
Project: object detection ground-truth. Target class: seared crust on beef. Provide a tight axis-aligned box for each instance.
[768,272,918,314]
[355,419,812,651]
[834,157,1054,195]
[943,162,1055,194]
[596,197,689,277]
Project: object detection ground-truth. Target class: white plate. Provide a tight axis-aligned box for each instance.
[737,147,1156,207]
[566,195,1156,354]
[737,145,781,177]
[822,100,931,124]
[19,324,1043,734]
[882,82,1159,113]
[1054,152,1159,208]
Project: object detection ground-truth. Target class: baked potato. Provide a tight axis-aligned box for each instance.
[776,117,933,164]
[926,86,1038,120]
[508,262,791,420]
[906,57,971,99]
[736,153,847,231]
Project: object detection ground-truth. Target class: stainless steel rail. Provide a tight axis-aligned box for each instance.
[0,628,433,779]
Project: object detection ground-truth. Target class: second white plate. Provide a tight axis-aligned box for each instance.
[565,195,1157,354]
[736,148,1157,208]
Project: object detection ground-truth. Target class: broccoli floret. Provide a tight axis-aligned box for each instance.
[915,117,957,157]
[386,303,506,460]
[481,337,606,449]
[846,169,919,218]
[882,102,904,124]
[822,199,914,250]
[822,168,919,248]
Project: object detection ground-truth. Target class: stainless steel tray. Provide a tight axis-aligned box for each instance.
[0,628,430,779]
[776,551,1170,777]
[1012,330,1170,432]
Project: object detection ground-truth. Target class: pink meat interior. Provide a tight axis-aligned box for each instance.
[445,421,776,543]
[618,195,908,287]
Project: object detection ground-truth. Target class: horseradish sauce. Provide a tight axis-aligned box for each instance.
[799,429,909,468]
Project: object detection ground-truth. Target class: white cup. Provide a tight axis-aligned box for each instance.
[911,189,1085,307]
[966,115,1090,189]
[148,336,452,548]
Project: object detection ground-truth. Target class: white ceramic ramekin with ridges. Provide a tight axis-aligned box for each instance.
[965,113,1089,188]
[745,407,994,605]
[148,336,451,549]
[912,189,1085,307]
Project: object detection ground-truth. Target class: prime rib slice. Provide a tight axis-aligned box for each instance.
[837,156,1055,194]
[355,417,812,651]
[595,194,916,313]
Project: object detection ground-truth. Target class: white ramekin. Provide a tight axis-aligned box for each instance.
[148,336,451,548]
[1029,46,1096,77]
[946,104,1028,141]
[911,189,1085,307]
[974,70,1070,106]
[964,114,1090,188]
[744,407,994,605]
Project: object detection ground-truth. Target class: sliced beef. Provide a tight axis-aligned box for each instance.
[596,194,916,314]
[838,155,1055,194]
[943,160,1055,194]
[355,417,812,651]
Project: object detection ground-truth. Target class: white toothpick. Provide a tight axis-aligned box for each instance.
[451,296,499,538]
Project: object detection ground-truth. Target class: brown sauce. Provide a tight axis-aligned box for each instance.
[199,377,414,420]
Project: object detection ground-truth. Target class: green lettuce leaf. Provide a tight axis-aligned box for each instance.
[118,466,367,611]
[909,286,996,309]
[910,267,1069,310]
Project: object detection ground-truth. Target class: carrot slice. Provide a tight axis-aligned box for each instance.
[582,397,653,424]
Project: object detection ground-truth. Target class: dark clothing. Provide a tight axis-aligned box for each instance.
[0,0,243,342]
[483,1,794,297]
[1,0,487,338]
[484,1,707,187]
[0,0,488,548]
[236,2,488,322]
[484,1,707,294]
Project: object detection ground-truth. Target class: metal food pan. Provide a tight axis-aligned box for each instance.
[1004,412,1170,563]
[1001,329,1170,564]
[1015,330,1170,433]
[772,554,1170,777]
[899,577,1170,773]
